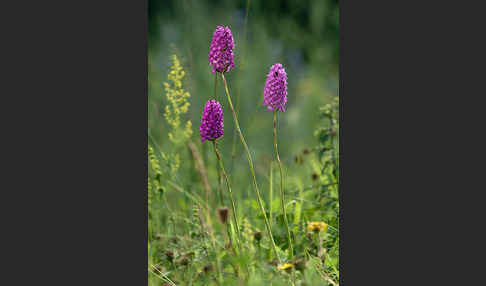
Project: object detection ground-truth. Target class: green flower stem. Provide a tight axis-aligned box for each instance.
[214,73,218,100]
[212,140,243,252]
[269,161,273,223]
[268,161,274,260]
[213,74,225,206]
[216,167,224,206]
[273,110,293,259]
[221,72,280,262]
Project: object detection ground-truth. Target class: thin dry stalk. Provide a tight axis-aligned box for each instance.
[187,140,211,209]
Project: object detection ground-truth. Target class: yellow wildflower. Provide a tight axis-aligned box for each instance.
[277,263,294,271]
[163,54,192,144]
[307,221,328,233]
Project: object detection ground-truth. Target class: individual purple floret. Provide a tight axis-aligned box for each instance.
[263,63,288,112]
[208,25,235,74]
[200,99,224,143]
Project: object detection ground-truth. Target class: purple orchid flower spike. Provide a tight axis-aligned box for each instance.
[263,63,288,112]
[200,99,224,143]
[209,25,235,74]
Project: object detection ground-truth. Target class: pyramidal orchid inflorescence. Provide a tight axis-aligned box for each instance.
[208,25,235,74]
[263,63,288,112]
[200,99,224,143]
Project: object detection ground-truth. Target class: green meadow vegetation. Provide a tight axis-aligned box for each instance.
[148,1,339,285]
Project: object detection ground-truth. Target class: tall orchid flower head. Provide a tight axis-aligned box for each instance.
[199,99,224,143]
[208,25,235,74]
[263,63,288,112]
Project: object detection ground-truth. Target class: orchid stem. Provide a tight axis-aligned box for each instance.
[221,72,280,262]
[274,110,293,259]
[212,140,242,252]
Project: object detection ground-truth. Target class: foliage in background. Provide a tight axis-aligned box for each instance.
[148,0,339,285]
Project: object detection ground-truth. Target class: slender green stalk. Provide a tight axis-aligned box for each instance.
[269,161,273,223]
[216,167,224,206]
[273,110,293,259]
[230,98,239,178]
[150,265,177,286]
[214,73,218,99]
[213,74,225,206]
[268,161,274,260]
[221,72,280,262]
[318,232,323,258]
[212,140,242,251]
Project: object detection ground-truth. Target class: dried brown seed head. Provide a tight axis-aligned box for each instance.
[254,231,263,242]
[203,264,214,274]
[165,250,174,262]
[218,207,229,224]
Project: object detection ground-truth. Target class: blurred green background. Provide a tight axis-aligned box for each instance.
[148,0,338,171]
